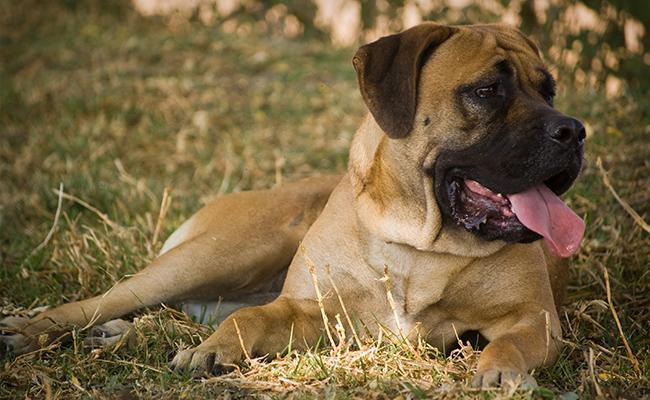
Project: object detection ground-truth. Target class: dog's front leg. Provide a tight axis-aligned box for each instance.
[471,303,562,388]
[170,296,323,374]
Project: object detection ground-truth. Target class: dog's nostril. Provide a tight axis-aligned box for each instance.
[550,126,573,143]
[549,118,585,145]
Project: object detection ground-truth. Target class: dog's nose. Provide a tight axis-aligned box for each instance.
[547,117,586,145]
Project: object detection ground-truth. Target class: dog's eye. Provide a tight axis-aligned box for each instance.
[543,93,554,106]
[475,83,500,98]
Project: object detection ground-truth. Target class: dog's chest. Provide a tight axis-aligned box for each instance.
[367,241,470,317]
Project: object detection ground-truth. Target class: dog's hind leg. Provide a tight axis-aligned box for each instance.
[0,175,341,355]
[0,231,289,354]
[84,319,135,348]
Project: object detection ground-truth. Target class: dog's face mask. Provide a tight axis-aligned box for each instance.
[350,23,585,257]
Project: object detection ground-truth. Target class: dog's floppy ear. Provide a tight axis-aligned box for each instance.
[353,23,456,139]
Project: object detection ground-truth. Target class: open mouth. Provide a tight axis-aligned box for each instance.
[449,178,518,231]
[446,170,585,257]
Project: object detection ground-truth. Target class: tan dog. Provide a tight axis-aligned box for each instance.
[1,23,587,388]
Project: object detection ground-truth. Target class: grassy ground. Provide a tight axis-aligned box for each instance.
[1,2,648,399]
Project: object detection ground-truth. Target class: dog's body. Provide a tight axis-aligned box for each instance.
[1,23,585,388]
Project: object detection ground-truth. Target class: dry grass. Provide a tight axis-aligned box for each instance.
[1,2,648,399]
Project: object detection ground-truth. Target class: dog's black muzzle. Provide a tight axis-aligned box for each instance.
[432,110,585,243]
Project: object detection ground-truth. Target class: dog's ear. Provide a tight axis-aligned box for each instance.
[353,23,456,139]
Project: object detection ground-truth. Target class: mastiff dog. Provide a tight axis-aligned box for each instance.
[1,23,586,388]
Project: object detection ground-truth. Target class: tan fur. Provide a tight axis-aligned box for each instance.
[1,24,572,389]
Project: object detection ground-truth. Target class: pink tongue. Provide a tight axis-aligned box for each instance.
[507,185,585,258]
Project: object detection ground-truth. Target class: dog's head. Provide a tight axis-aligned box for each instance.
[349,23,585,257]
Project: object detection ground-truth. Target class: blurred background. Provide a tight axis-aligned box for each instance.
[127,0,649,96]
[0,1,648,398]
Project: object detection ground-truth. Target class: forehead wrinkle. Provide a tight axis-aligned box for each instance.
[452,30,508,83]
[493,29,540,58]
[447,55,509,90]
[461,26,545,88]
[468,57,511,84]
[420,28,546,97]
[503,47,549,96]
[419,30,501,88]
[493,31,545,89]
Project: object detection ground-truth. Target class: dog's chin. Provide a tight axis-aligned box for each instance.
[440,168,577,243]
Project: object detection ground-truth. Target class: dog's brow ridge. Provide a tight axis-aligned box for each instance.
[538,68,557,95]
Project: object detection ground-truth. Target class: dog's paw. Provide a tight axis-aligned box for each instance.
[169,345,240,376]
[0,316,40,356]
[84,319,134,348]
[471,368,537,389]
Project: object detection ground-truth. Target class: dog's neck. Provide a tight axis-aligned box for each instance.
[348,114,505,257]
